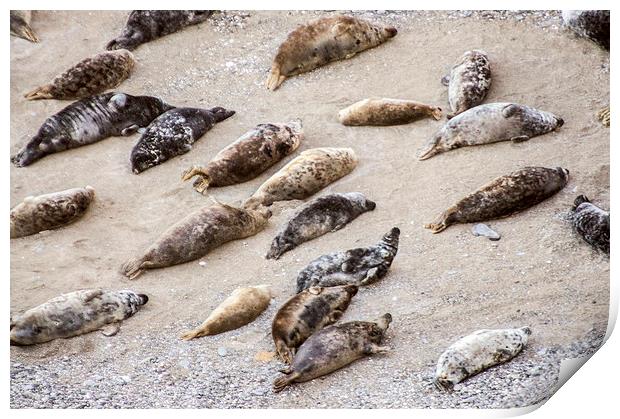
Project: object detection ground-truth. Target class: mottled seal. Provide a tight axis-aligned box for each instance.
[267,15,397,90]
[562,10,610,50]
[182,120,303,194]
[338,98,442,126]
[434,327,531,391]
[598,106,610,127]
[121,201,271,279]
[272,285,358,364]
[10,10,39,43]
[425,167,569,234]
[10,289,148,345]
[130,107,235,174]
[24,50,135,101]
[243,147,358,209]
[295,227,400,292]
[11,186,95,239]
[417,103,564,160]
[106,10,213,51]
[273,313,392,392]
[266,192,376,260]
[11,92,174,167]
[441,50,491,119]
[181,285,273,340]
[570,195,609,254]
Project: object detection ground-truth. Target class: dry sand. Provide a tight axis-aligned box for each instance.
[10,10,609,408]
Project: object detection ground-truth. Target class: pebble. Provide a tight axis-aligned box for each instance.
[471,223,501,241]
[217,347,228,357]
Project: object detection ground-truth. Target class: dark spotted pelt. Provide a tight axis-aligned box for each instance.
[570,195,609,254]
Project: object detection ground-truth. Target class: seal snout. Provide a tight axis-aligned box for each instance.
[138,294,149,305]
[555,116,564,128]
[366,200,377,211]
[385,27,398,38]
[344,285,359,296]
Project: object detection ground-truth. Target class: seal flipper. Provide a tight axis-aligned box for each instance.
[24,85,54,100]
[501,104,520,118]
[120,257,146,279]
[511,135,530,143]
[440,74,450,87]
[100,322,121,337]
[273,371,301,392]
[121,124,140,136]
[266,66,286,91]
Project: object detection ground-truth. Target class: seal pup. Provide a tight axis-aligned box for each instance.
[441,50,491,119]
[266,15,397,90]
[181,285,273,340]
[242,147,358,209]
[10,11,39,43]
[338,98,442,126]
[570,195,609,254]
[11,92,174,167]
[266,192,377,260]
[130,107,235,174]
[106,10,213,51]
[562,10,610,50]
[296,227,400,293]
[425,167,569,234]
[182,120,303,193]
[273,313,392,392]
[417,103,564,160]
[434,327,531,391]
[11,186,95,239]
[24,50,135,101]
[272,284,358,364]
[121,201,271,279]
[10,289,148,345]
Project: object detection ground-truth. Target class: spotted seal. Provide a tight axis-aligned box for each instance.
[266,15,397,90]
[562,10,610,50]
[273,313,392,392]
[434,327,531,391]
[10,289,148,345]
[11,92,174,167]
[266,192,376,260]
[417,103,564,160]
[11,186,95,239]
[10,10,39,43]
[425,167,569,234]
[182,120,303,194]
[338,98,442,126]
[440,50,491,119]
[570,195,609,254]
[272,284,358,364]
[130,107,235,174]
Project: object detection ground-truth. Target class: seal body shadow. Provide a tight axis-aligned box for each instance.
[570,195,609,254]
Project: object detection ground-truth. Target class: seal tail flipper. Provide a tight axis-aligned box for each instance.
[120,257,146,280]
[431,107,443,121]
[181,166,211,194]
[273,372,301,393]
[13,22,39,43]
[24,85,54,100]
[180,328,208,341]
[266,67,285,91]
[424,214,449,234]
[275,341,294,365]
[416,134,442,160]
[100,323,121,337]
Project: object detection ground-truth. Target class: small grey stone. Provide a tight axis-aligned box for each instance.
[472,223,501,241]
[217,347,228,357]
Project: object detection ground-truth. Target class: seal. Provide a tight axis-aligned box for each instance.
[10,186,96,239]
[272,285,358,364]
[121,200,271,279]
[24,50,136,101]
[434,327,531,391]
[441,50,491,119]
[181,285,273,340]
[11,92,174,167]
[417,103,564,160]
[10,10,39,43]
[338,98,442,126]
[562,10,610,50]
[273,313,392,392]
[130,107,235,174]
[425,166,570,234]
[242,147,358,209]
[266,192,377,260]
[181,120,303,194]
[10,289,148,345]
[295,227,400,293]
[106,10,214,51]
[266,15,397,90]
[570,195,609,254]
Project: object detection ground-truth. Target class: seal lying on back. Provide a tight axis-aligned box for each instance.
[24,50,135,101]
[182,120,303,194]
[11,92,174,167]
[266,192,377,260]
[10,289,148,345]
[296,227,400,293]
[417,103,564,160]
[130,107,235,174]
[121,201,271,279]
[243,147,358,209]
[181,285,273,340]
[273,313,392,392]
[570,195,609,254]
[338,98,442,126]
[267,15,397,90]
[562,10,610,50]
[441,50,491,119]
[106,10,213,51]
[434,327,531,391]
[425,167,570,234]
[272,285,358,364]
[11,186,95,239]
[10,11,39,43]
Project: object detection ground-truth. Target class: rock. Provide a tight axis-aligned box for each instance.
[471,223,501,241]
